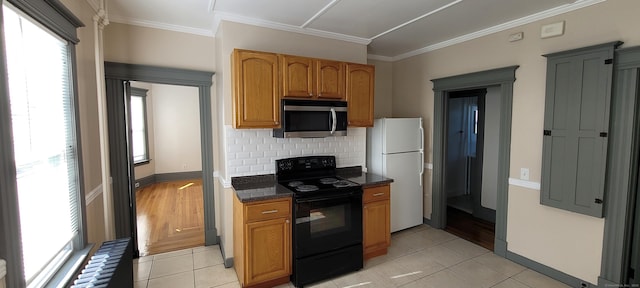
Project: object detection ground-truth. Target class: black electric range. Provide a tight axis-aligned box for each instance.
[276,156,363,287]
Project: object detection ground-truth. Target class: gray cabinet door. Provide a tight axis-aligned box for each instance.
[541,43,616,218]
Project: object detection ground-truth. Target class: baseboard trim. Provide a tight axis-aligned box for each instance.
[155,171,202,182]
[218,237,234,268]
[135,171,203,189]
[423,217,432,226]
[135,175,156,189]
[506,250,595,288]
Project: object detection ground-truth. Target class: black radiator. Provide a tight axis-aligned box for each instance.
[71,238,133,288]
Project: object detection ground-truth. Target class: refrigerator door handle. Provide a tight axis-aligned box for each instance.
[419,150,424,186]
[419,123,425,186]
[419,125,424,151]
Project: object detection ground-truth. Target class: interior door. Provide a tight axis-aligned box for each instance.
[446,97,468,198]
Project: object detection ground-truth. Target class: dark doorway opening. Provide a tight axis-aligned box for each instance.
[443,88,496,251]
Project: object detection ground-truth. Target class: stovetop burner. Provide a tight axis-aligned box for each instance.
[288,181,304,187]
[277,156,362,198]
[295,185,320,192]
[333,180,353,188]
[320,178,338,185]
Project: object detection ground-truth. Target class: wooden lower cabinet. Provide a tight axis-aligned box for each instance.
[234,196,292,288]
[363,184,391,260]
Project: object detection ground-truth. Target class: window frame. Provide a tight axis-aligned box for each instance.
[130,87,151,165]
[0,0,87,287]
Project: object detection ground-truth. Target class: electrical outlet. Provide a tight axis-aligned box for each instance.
[182,164,188,170]
[520,168,530,181]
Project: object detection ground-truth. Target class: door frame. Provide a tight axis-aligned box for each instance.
[431,66,518,257]
[104,62,216,256]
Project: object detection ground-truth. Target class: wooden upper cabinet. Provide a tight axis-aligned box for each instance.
[281,55,314,98]
[281,55,345,100]
[346,63,375,127]
[232,49,280,129]
[316,60,345,100]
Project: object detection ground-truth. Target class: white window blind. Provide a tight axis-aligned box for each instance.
[3,4,80,286]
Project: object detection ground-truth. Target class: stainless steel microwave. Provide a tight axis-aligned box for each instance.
[273,99,348,138]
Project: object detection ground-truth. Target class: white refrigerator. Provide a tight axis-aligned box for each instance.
[367,118,424,232]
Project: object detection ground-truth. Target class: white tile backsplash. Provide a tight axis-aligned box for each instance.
[224,125,366,177]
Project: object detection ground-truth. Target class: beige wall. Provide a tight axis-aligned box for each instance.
[103,23,215,71]
[150,84,201,174]
[59,0,106,245]
[369,59,393,118]
[391,0,640,284]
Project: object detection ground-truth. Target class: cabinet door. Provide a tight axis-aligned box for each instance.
[232,49,280,128]
[346,63,375,127]
[541,43,615,218]
[282,55,314,98]
[245,218,291,285]
[316,60,345,100]
[363,199,390,256]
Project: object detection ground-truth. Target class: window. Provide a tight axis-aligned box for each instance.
[130,87,149,164]
[1,2,85,287]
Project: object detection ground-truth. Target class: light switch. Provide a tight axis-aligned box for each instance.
[520,168,530,181]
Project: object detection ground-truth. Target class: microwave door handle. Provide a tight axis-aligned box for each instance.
[330,108,337,134]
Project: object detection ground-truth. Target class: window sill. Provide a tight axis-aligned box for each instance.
[133,160,151,167]
[45,244,93,288]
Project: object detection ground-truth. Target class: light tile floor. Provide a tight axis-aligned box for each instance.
[133,225,570,288]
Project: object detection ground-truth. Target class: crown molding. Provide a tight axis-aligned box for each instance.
[371,0,606,61]
[109,14,215,37]
[212,11,371,45]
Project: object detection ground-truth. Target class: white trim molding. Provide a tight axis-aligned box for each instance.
[109,15,215,37]
[0,259,6,288]
[508,178,541,191]
[85,184,103,205]
[212,12,370,45]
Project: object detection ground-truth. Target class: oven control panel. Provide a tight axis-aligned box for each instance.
[276,156,336,172]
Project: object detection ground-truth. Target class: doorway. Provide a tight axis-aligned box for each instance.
[431,66,518,257]
[104,62,216,257]
[443,88,497,251]
[130,82,205,256]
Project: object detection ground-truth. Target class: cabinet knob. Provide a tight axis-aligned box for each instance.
[309,93,313,96]
[286,219,290,224]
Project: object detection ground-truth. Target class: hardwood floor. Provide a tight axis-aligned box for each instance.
[444,206,495,251]
[135,179,204,256]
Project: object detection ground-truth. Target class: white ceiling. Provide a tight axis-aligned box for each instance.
[107,0,605,61]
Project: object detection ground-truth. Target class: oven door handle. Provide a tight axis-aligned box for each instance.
[294,191,361,204]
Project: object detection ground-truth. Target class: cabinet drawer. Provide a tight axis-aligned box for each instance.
[363,185,390,203]
[245,199,291,222]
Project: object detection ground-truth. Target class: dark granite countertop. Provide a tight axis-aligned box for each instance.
[232,166,393,203]
[336,166,394,188]
[231,174,293,203]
